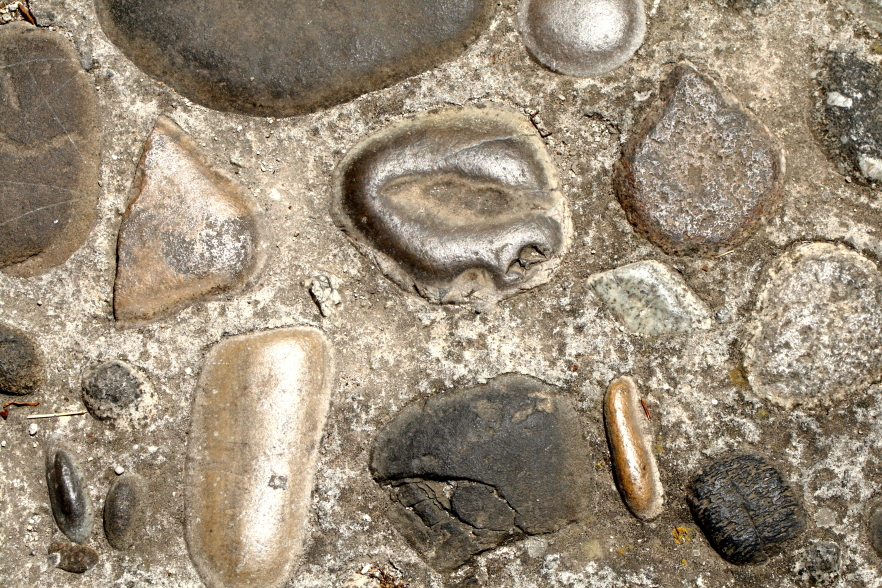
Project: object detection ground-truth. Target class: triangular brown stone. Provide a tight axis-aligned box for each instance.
[114,117,266,324]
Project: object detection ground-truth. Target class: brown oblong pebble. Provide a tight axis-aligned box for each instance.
[48,542,99,573]
[104,472,146,550]
[603,376,664,520]
[185,327,334,588]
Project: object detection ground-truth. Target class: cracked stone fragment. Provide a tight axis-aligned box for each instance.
[518,0,646,77]
[370,374,592,571]
[0,22,98,276]
[48,542,99,574]
[45,443,93,544]
[82,360,155,426]
[614,63,784,256]
[743,243,882,408]
[114,116,266,324]
[688,454,805,565]
[0,322,44,396]
[185,327,333,588]
[104,472,146,550]
[334,106,571,306]
[818,53,882,183]
[587,260,711,336]
[94,0,493,116]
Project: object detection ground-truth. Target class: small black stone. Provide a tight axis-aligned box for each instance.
[103,473,145,550]
[868,503,882,557]
[81,360,150,421]
[0,322,44,396]
[688,454,805,565]
[48,542,99,574]
[45,444,93,544]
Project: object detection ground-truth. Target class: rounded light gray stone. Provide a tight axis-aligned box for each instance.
[518,0,646,77]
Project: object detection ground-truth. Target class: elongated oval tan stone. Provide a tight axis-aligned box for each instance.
[603,376,663,520]
[185,327,333,588]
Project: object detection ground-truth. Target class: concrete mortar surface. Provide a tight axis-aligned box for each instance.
[2,0,882,586]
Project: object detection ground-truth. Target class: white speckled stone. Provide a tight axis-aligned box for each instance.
[587,260,711,336]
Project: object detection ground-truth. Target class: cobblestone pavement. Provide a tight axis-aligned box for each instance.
[2,0,882,586]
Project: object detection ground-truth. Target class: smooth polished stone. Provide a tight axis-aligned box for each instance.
[688,454,805,565]
[82,360,153,425]
[371,374,592,571]
[0,23,98,276]
[114,116,267,324]
[334,106,571,306]
[185,327,333,588]
[0,322,44,396]
[518,0,646,77]
[45,443,93,544]
[603,376,663,520]
[614,63,784,256]
[94,0,493,116]
[48,542,99,574]
[743,243,882,408]
[104,472,146,550]
[587,260,711,336]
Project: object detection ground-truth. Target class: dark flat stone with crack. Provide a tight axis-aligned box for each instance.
[334,106,571,306]
[48,542,99,574]
[818,53,882,183]
[0,23,98,276]
[104,472,146,550]
[688,454,805,565]
[614,62,784,257]
[370,374,592,571]
[45,443,93,544]
[94,0,493,116]
[0,322,44,396]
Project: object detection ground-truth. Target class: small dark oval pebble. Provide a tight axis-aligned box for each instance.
[104,473,145,550]
[688,454,805,565]
[48,542,99,574]
[868,503,882,557]
[0,322,45,396]
[82,360,150,421]
[46,444,93,544]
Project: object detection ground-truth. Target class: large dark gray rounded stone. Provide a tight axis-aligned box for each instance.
[0,323,44,396]
[94,0,494,116]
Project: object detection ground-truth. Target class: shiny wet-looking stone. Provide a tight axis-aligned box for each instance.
[614,62,784,257]
[114,116,266,324]
[743,242,882,408]
[518,0,646,77]
[334,106,571,306]
[688,454,805,565]
[185,327,333,588]
[0,22,98,276]
[45,443,93,544]
[94,0,493,116]
[0,322,44,396]
[370,374,592,571]
[104,473,146,550]
[587,260,711,336]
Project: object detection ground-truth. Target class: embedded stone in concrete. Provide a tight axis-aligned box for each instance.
[104,473,146,550]
[370,374,592,571]
[0,323,44,396]
[114,116,266,324]
[795,542,841,585]
[48,542,99,574]
[185,327,333,588]
[868,503,882,557]
[334,106,571,306]
[45,443,93,544]
[688,454,805,565]
[743,243,882,408]
[819,53,882,183]
[93,0,493,117]
[82,360,153,425]
[587,260,711,336]
[0,22,99,277]
[518,0,646,77]
[614,62,784,257]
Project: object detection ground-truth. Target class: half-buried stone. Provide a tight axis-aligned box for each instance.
[334,106,571,307]
[82,360,155,427]
[45,442,93,544]
[743,242,882,409]
[93,0,493,116]
[370,374,592,571]
[104,472,146,550]
[114,116,267,324]
[0,322,45,396]
[614,62,784,257]
[0,23,99,277]
[185,327,333,588]
[48,542,99,574]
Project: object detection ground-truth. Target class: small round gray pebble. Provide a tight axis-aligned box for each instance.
[81,360,151,422]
